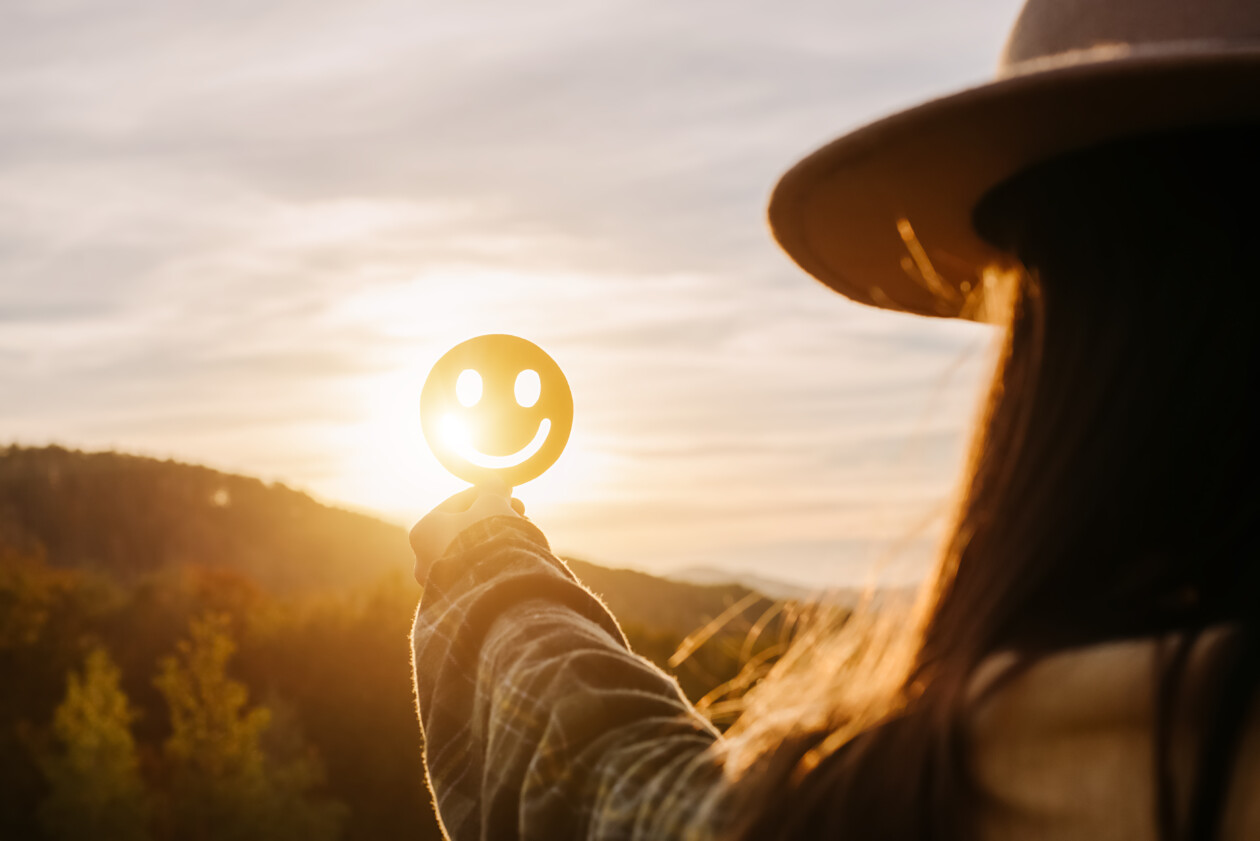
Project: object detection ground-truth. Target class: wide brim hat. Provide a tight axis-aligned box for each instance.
[768,0,1260,322]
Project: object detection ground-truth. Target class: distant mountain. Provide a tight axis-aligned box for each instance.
[0,446,780,632]
[666,566,817,602]
[668,566,919,609]
[569,560,773,641]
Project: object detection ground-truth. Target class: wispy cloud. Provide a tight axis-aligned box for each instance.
[0,0,1023,585]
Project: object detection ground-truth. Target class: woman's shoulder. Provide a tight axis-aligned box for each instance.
[967,627,1260,841]
[968,627,1243,732]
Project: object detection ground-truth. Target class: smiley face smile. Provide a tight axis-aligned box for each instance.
[441,416,552,469]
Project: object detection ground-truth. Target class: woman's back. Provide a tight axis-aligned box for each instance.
[972,633,1260,841]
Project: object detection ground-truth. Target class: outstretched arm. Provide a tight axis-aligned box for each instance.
[411,498,733,841]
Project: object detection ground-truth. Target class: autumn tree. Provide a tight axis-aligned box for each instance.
[154,613,344,841]
[38,646,151,841]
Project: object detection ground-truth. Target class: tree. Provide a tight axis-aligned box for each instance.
[38,646,151,841]
[154,613,344,841]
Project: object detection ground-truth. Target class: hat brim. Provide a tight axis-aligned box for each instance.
[768,48,1260,322]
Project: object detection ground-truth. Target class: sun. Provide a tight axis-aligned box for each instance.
[286,268,620,528]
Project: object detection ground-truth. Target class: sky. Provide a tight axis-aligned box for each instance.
[0,0,1027,588]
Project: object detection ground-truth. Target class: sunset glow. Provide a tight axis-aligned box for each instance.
[0,0,1024,587]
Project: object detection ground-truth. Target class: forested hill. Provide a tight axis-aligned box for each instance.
[0,445,784,841]
[0,445,410,593]
[0,445,770,625]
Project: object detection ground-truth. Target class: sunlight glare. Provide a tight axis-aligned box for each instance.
[307,264,664,529]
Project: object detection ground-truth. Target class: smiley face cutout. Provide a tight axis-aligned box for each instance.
[421,334,573,487]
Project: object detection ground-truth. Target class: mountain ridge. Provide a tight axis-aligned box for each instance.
[0,445,778,635]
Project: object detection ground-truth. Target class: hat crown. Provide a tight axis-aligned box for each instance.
[1001,0,1260,68]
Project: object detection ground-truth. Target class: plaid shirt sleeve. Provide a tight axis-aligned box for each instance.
[411,515,734,841]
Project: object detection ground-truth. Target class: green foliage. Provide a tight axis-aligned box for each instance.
[154,613,345,841]
[38,647,150,841]
[0,549,56,650]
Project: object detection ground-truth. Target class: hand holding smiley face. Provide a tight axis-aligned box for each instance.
[420,334,573,488]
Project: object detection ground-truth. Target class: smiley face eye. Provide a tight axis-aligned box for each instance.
[456,369,482,407]
[514,369,541,408]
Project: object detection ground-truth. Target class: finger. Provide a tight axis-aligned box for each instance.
[466,491,519,520]
[410,490,516,556]
[510,497,526,517]
[434,486,480,513]
[409,515,442,557]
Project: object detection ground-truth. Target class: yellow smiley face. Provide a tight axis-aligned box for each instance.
[420,334,573,487]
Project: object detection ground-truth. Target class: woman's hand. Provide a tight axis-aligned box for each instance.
[410,483,525,585]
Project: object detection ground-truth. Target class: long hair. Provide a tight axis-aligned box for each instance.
[728,124,1260,840]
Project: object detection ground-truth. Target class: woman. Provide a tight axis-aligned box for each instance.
[409,0,1260,838]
